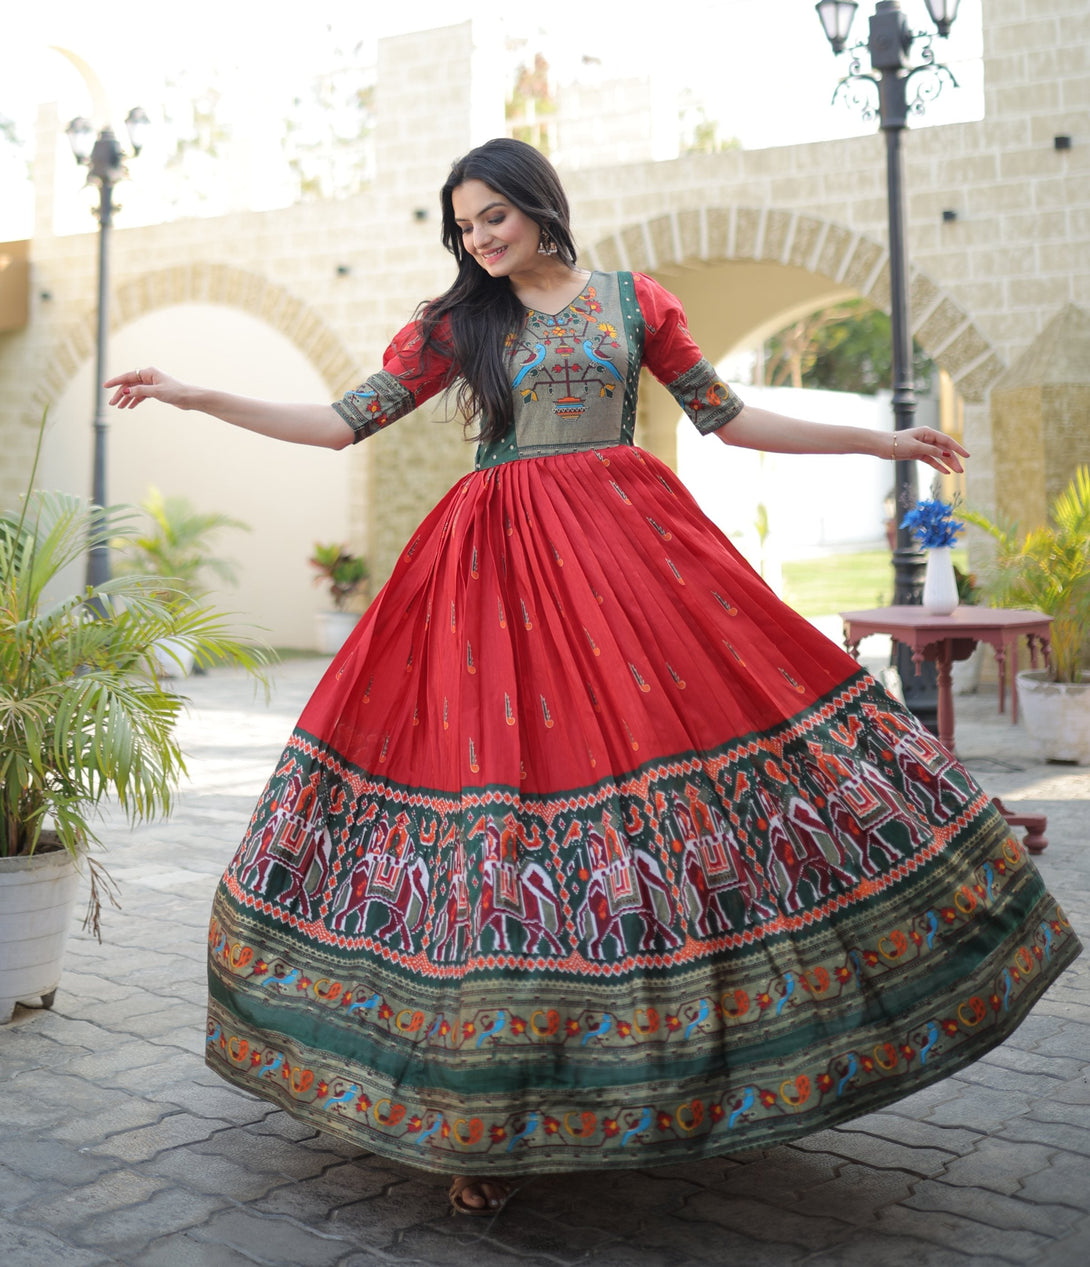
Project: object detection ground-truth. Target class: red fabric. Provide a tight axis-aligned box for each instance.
[379,313,456,408]
[300,446,860,795]
[632,272,705,388]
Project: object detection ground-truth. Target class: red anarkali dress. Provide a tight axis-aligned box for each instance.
[205,271,1080,1174]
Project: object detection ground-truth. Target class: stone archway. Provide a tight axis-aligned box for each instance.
[589,206,1003,392]
[587,207,1004,472]
[30,263,360,423]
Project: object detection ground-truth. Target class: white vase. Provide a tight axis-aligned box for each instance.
[0,845,81,1024]
[922,546,959,615]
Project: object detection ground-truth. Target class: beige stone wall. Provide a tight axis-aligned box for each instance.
[1,5,1087,643]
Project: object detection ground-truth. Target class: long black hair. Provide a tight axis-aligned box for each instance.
[418,138,578,445]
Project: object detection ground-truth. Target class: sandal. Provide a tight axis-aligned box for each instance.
[449,1174,513,1216]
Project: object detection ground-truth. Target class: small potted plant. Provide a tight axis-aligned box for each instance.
[309,543,368,654]
[900,496,965,615]
[1,468,270,1022]
[1,415,270,1021]
[963,466,1090,762]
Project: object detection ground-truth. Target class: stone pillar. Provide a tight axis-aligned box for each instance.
[990,304,1090,530]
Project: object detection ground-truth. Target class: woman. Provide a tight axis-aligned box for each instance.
[107,138,1079,1216]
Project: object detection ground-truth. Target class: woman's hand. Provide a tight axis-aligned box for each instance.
[105,367,190,410]
[890,427,969,475]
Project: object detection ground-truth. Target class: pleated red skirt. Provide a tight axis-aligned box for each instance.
[206,445,1079,1174]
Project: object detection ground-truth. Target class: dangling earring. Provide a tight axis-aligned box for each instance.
[538,228,558,256]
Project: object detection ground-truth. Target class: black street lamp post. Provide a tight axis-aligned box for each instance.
[816,0,960,723]
[65,107,149,590]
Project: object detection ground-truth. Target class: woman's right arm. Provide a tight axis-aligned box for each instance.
[104,368,354,450]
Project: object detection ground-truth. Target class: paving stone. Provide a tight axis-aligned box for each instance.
[86,1111,234,1162]
[918,1084,1036,1133]
[13,1168,169,1237]
[0,1220,112,1267]
[792,1163,918,1224]
[804,1234,1006,1267]
[45,1094,174,1146]
[791,1127,953,1177]
[0,1163,64,1215]
[1018,1150,1090,1208]
[829,1111,981,1157]
[156,1077,277,1124]
[1043,1072,1090,1106]
[872,1201,1053,1261]
[254,1160,410,1220]
[707,1147,839,1199]
[3,1139,121,1187]
[978,1044,1085,1081]
[140,1147,287,1201]
[131,1232,271,1267]
[673,1189,852,1250]
[185,1208,358,1267]
[73,1187,231,1255]
[381,1223,562,1267]
[328,1175,453,1237]
[905,1178,1083,1238]
[191,1126,351,1180]
[955,1057,1076,1096]
[998,1115,1090,1157]
[935,1136,1055,1195]
[1031,1214,1090,1267]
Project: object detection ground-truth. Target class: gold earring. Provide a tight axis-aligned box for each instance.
[538,229,558,256]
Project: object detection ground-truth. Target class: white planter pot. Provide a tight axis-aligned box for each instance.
[952,644,984,696]
[922,546,959,615]
[0,845,81,1023]
[154,637,196,679]
[314,610,359,655]
[1017,669,1090,764]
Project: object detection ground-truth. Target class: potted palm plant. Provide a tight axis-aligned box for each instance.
[964,465,1090,762]
[309,542,368,654]
[116,487,249,677]
[1,441,270,1022]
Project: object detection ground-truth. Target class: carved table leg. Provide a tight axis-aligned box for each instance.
[992,797,1048,854]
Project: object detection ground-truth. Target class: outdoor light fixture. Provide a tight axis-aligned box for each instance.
[815,1,859,55]
[923,0,961,39]
[65,109,149,591]
[817,0,961,726]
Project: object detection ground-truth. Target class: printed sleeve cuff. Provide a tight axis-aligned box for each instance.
[667,358,745,435]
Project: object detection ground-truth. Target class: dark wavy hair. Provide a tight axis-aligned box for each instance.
[418,138,577,445]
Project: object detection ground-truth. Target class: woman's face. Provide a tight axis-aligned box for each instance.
[451,179,541,279]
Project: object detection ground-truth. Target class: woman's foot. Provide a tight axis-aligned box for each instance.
[449,1174,513,1216]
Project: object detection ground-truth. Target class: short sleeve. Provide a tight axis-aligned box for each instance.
[333,316,457,443]
[632,272,744,435]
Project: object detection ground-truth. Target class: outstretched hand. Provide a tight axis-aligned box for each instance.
[892,427,968,475]
[104,367,188,410]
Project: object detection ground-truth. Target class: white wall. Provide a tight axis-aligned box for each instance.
[40,303,356,648]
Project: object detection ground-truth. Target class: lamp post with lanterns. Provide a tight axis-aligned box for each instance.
[815,0,960,723]
[64,107,150,590]
[815,0,960,605]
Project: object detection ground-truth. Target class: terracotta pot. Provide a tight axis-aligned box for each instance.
[1017,669,1090,764]
[0,839,81,1023]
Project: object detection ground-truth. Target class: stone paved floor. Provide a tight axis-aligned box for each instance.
[2,656,1088,1267]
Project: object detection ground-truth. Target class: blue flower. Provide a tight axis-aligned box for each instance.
[900,498,963,549]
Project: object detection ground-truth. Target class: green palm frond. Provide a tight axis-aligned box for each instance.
[1,484,272,887]
[965,465,1090,683]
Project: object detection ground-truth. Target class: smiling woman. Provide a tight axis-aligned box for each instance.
[99,136,1075,1221]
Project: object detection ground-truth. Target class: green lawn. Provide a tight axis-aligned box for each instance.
[781,549,969,617]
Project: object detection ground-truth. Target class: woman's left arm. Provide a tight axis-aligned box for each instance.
[715,404,967,475]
